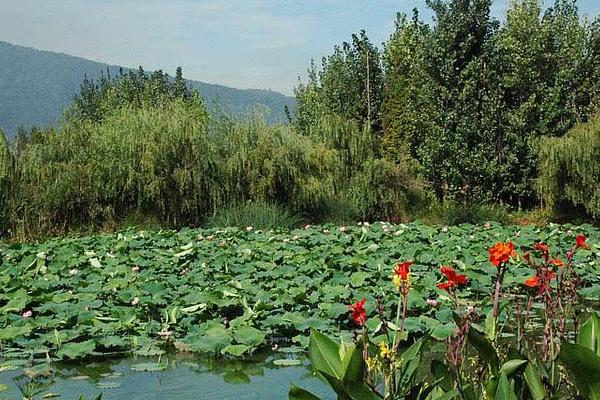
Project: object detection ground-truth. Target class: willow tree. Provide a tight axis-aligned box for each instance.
[0,129,11,235]
[537,114,600,219]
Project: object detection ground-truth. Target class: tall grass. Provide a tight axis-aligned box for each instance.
[206,201,304,230]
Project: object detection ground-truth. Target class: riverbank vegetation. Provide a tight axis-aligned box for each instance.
[1,0,599,240]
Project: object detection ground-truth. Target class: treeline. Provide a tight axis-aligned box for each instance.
[0,67,425,238]
[1,0,600,239]
[296,0,600,209]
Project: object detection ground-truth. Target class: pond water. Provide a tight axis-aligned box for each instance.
[0,353,335,399]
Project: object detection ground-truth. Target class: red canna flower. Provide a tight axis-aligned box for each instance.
[534,242,549,256]
[394,261,412,281]
[489,242,516,267]
[436,266,469,291]
[524,276,540,288]
[550,258,564,267]
[576,235,590,250]
[349,299,367,326]
[524,269,556,294]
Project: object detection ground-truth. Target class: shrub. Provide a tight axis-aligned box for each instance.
[345,157,426,222]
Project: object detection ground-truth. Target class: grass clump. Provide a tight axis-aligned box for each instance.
[422,200,509,226]
[206,202,304,230]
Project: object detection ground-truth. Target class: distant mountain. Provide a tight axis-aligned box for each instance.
[0,41,295,136]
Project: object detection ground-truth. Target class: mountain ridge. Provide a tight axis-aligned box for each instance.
[0,41,295,136]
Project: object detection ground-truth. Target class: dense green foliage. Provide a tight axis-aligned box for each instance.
[0,222,597,362]
[294,0,600,208]
[0,40,294,136]
[538,114,600,218]
[2,69,424,238]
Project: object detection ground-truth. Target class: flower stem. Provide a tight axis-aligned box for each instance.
[492,265,504,319]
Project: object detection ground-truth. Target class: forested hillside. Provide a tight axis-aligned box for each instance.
[0,41,294,135]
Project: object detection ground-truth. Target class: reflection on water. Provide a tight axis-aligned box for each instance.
[0,352,334,399]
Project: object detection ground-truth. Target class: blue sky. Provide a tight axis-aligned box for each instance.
[1,0,599,95]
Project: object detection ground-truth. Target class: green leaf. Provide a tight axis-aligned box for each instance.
[289,385,323,400]
[495,373,517,400]
[130,363,167,372]
[0,324,32,340]
[523,362,546,400]
[233,326,265,347]
[56,340,96,359]
[578,314,600,356]
[221,344,251,357]
[485,312,497,341]
[431,323,456,340]
[499,359,527,377]
[274,359,302,366]
[559,342,600,399]
[89,257,102,268]
[0,289,29,314]
[339,339,363,383]
[350,272,369,287]
[308,329,343,379]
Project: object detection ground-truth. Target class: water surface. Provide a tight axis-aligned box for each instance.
[0,353,334,399]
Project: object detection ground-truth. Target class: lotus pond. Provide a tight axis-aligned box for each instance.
[0,222,599,398]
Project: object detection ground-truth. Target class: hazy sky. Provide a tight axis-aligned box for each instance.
[1,0,599,95]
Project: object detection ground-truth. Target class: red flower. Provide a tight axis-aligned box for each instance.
[489,242,516,267]
[576,235,590,250]
[550,258,564,267]
[524,269,556,294]
[524,276,540,288]
[534,242,549,256]
[436,266,469,291]
[523,251,531,264]
[394,261,413,281]
[349,299,367,326]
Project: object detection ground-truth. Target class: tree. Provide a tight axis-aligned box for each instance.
[294,30,384,138]
[0,129,11,235]
[68,66,197,124]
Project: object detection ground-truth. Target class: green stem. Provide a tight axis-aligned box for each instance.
[392,293,402,349]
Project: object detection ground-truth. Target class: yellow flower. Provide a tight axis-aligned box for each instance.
[378,341,391,359]
[366,357,377,371]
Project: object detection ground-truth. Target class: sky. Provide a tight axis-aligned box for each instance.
[1,0,599,96]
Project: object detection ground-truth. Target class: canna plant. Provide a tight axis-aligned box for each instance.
[290,235,599,399]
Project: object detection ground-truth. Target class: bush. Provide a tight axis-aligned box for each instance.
[537,114,600,220]
[345,158,426,222]
[206,201,303,230]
